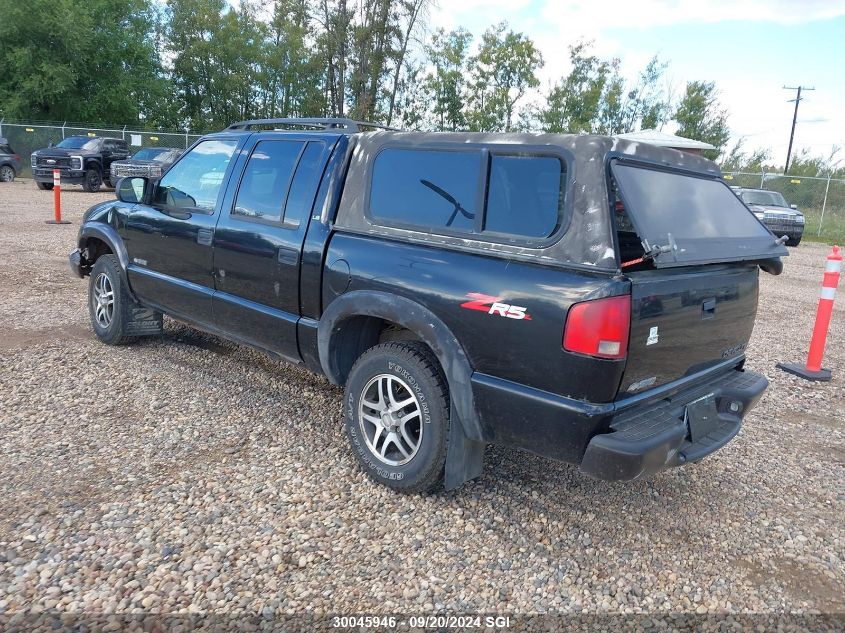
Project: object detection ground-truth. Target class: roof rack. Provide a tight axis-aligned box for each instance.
[226,117,400,133]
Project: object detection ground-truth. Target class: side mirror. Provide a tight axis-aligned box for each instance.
[790,204,798,210]
[116,176,148,204]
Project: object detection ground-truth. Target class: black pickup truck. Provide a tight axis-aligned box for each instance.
[69,118,787,492]
[32,136,130,192]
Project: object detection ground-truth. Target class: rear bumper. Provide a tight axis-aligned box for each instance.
[579,369,767,481]
[472,362,768,482]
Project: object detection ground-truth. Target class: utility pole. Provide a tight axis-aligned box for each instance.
[783,85,815,174]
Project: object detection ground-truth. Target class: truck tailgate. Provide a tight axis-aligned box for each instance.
[619,264,759,395]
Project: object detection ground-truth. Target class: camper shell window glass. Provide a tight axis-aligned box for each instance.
[611,160,787,267]
[368,146,568,243]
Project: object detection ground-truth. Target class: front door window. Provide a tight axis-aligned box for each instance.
[153,140,238,212]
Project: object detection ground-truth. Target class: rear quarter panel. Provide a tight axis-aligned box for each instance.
[324,232,629,402]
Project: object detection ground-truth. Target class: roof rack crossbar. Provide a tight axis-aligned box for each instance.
[226,117,400,133]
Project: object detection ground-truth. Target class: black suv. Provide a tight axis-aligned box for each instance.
[68,118,787,492]
[32,136,130,192]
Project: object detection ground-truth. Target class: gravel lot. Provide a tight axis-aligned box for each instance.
[0,179,843,629]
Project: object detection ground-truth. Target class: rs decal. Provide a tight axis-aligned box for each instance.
[460,293,532,320]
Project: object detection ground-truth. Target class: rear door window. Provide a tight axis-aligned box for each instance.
[612,161,787,266]
[232,140,305,223]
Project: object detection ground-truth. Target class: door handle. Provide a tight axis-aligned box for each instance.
[702,298,716,319]
[277,246,298,265]
[197,228,213,246]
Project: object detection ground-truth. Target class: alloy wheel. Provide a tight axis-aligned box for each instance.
[358,373,423,466]
[92,272,115,328]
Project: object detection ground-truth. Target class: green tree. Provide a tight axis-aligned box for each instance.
[385,0,431,126]
[720,139,771,173]
[167,0,268,129]
[593,56,671,135]
[466,23,543,132]
[424,28,473,131]
[673,80,730,160]
[539,42,610,133]
[261,0,324,118]
[0,0,171,125]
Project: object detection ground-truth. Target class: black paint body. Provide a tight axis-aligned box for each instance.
[70,127,777,481]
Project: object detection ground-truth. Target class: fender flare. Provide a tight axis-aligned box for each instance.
[317,290,484,441]
[84,158,103,173]
[78,222,135,297]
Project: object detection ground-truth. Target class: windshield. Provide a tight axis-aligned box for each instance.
[612,162,787,267]
[740,190,788,207]
[56,137,99,150]
[132,148,169,161]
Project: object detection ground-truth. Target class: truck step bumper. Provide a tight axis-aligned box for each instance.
[579,369,768,481]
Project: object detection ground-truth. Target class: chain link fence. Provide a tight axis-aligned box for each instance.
[3,118,843,243]
[0,119,209,178]
[723,171,845,242]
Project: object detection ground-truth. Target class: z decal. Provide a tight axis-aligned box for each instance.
[460,293,532,320]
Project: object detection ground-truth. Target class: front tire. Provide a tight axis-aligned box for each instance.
[0,165,14,182]
[344,342,449,493]
[36,181,53,190]
[88,255,137,345]
[82,167,102,192]
[787,236,802,247]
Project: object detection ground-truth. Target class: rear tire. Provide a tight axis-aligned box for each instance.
[82,166,102,192]
[344,341,449,493]
[88,255,138,345]
[0,165,14,182]
[36,181,53,191]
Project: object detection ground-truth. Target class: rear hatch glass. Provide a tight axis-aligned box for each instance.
[612,160,788,267]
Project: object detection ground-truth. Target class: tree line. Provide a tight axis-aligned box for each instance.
[0,0,819,168]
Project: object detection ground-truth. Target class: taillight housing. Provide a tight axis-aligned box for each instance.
[563,295,631,360]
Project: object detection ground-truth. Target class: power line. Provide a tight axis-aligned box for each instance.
[782,85,815,174]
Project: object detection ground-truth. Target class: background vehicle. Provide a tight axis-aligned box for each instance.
[31,136,129,192]
[0,138,22,182]
[734,187,805,246]
[68,118,787,493]
[110,147,182,183]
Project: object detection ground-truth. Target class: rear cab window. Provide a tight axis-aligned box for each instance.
[368,147,566,243]
[610,160,787,269]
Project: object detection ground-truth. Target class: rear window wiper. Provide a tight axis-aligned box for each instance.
[420,179,475,227]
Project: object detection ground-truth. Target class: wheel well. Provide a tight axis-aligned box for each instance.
[81,238,113,270]
[330,316,424,384]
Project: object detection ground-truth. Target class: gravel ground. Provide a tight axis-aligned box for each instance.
[0,179,843,630]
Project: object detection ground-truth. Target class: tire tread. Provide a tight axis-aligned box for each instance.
[346,341,449,494]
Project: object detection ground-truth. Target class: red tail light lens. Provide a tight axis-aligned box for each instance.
[563,295,631,359]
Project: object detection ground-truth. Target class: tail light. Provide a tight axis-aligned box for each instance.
[563,295,631,359]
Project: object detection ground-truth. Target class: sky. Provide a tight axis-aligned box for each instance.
[430,0,845,165]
